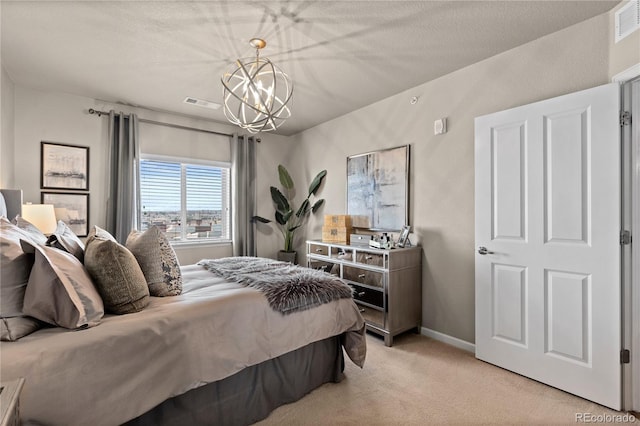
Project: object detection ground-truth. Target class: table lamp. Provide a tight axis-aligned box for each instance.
[21,203,57,235]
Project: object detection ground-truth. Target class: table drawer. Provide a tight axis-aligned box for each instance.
[351,283,384,308]
[308,243,328,256]
[355,251,385,267]
[358,304,385,328]
[308,260,339,275]
[343,265,384,288]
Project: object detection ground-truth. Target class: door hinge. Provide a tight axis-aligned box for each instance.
[620,111,631,126]
[621,349,630,364]
[620,230,632,245]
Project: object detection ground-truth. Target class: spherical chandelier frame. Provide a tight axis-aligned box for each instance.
[221,39,293,134]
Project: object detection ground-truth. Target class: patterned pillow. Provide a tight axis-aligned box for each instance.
[21,240,104,329]
[126,226,182,296]
[0,217,43,341]
[46,220,85,262]
[84,226,149,314]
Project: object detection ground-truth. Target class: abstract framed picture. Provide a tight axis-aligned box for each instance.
[41,141,89,190]
[42,192,90,237]
[347,145,409,231]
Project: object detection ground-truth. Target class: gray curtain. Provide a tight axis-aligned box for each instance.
[106,111,140,243]
[231,134,256,256]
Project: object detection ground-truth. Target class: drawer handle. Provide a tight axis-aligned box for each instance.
[358,274,366,279]
[365,255,373,260]
[359,308,365,313]
[357,291,365,297]
[315,248,323,252]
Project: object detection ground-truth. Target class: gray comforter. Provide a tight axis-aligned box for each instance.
[0,264,366,425]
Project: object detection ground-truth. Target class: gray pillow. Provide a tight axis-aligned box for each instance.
[21,240,104,329]
[1,316,42,341]
[84,226,149,314]
[46,220,85,262]
[13,216,47,245]
[126,226,182,296]
[0,217,43,341]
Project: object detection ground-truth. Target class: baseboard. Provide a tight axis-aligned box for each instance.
[420,327,475,353]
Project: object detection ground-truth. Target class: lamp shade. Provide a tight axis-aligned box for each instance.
[22,204,57,234]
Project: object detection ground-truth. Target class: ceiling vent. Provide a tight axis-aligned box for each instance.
[183,97,221,110]
[615,0,640,43]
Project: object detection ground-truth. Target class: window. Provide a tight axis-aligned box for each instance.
[139,157,231,243]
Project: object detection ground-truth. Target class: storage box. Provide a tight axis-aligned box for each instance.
[322,226,353,244]
[324,214,352,228]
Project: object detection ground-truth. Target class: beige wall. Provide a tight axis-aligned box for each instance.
[609,2,640,79]
[287,13,611,344]
[4,6,631,343]
[1,66,15,189]
[11,85,294,264]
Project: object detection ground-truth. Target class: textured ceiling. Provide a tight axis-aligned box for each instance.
[1,1,619,135]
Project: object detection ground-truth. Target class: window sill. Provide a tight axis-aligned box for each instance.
[170,240,232,249]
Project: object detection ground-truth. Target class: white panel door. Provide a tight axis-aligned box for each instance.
[475,83,621,410]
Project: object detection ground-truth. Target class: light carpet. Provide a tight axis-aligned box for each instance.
[256,332,635,425]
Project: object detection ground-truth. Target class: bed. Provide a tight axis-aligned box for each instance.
[0,189,366,425]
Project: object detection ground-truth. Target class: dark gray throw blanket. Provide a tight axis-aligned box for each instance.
[197,257,354,315]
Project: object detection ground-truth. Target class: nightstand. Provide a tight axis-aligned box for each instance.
[0,378,24,426]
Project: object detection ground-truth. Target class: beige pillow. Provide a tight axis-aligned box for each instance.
[0,217,43,341]
[46,220,85,262]
[21,240,104,330]
[126,226,182,296]
[84,226,149,314]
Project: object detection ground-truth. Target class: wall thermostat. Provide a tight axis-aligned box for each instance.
[434,118,447,135]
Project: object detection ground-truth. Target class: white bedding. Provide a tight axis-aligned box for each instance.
[0,264,366,425]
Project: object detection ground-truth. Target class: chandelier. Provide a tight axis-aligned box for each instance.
[221,38,293,133]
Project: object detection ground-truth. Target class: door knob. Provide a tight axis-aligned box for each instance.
[478,246,493,255]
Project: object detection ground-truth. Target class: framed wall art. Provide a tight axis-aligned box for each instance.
[347,145,409,231]
[41,141,89,190]
[42,192,90,237]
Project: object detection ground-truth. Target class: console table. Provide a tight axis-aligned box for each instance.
[306,240,422,346]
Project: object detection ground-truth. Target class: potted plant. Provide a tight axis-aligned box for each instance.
[253,164,327,263]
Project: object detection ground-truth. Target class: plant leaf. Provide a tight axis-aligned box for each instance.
[274,209,292,225]
[251,215,271,223]
[288,224,301,232]
[270,186,290,212]
[275,211,287,225]
[308,170,327,196]
[278,165,294,190]
[296,199,310,217]
[311,199,325,213]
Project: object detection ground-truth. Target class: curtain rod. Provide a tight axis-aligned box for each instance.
[88,108,234,137]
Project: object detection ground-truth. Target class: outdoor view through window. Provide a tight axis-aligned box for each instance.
[139,159,230,242]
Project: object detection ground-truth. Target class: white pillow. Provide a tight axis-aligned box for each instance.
[46,220,85,262]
